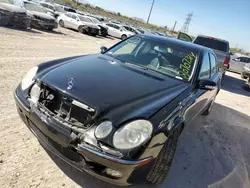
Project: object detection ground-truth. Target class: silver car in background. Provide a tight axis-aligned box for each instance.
[23,0,57,30]
[228,56,250,76]
[57,12,100,36]
[104,23,134,40]
[0,0,30,28]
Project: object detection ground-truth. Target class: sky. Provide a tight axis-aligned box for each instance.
[85,0,250,52]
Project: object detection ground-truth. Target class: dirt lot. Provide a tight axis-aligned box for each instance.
[0,27,250,188]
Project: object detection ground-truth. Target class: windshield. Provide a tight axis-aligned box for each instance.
[24,2,46,12]
[193,37,228,52]
[54,5,66,13]
[105,36,197,82]
[78,15,92,22]
[91,18,101,24]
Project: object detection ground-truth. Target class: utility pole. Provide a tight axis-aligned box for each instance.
[147,0,155,24]
[172,21,177,32]
[181,12,193,33]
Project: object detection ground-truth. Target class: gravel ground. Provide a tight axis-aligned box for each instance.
[0,27,250,188]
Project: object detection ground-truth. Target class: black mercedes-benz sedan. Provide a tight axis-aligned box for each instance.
[14,35,221,186]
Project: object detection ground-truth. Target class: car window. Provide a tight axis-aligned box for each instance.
[199,53,210,79]
[48,5,54,10]
[209,53,218,76]
[106,24,113,28]
[65,13,72,18]
[71,15,77,20]
[105,36,198,82]
[193,37,228,52]
[113,25,120,30]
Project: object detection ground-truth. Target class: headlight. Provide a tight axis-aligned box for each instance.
[113,120,153,150]
[29,83,40,104]
[95,121,113,139]
[21,66,38,90]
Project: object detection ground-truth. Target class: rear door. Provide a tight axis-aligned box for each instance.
[64,13,73,28]
[70,14,80,30]
[177,32,193,42]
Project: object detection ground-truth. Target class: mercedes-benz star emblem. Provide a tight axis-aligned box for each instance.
[67,77,75,90]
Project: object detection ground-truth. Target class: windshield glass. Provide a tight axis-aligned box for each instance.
[91,18,101,24]
[54,5,66,13]
[78,15,91,22]
[24,2,46,12]
[105,36,197,82]
[194,37,228,52]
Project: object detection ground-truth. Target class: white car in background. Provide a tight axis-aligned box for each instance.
[123,25,141,34]
[104,23,134,40]
[228,56,250,76]
[39,1,58,18]
[79,15,108,37]
[57,12,100,36]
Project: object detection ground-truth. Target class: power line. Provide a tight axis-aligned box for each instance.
[181,12,193,33]
[147,0,155,24]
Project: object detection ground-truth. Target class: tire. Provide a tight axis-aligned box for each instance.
[202,97,215,116]
[121,34,127,40]
[241,73,247,79]
[59,20,64,27]
[146,127,180,184]
[78,26,87,34]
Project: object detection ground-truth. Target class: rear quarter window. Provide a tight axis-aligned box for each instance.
[194,37,228,52]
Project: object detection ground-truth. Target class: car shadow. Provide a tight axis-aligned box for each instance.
[3,26,43,34]
[42,103,250,188]
[222,72,250,97]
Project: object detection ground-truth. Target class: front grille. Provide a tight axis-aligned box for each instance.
[37,83,95,129]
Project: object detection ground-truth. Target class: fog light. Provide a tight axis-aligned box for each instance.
[105,168,123,178]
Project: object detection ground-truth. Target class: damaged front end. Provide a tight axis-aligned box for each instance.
[14,81,154,185]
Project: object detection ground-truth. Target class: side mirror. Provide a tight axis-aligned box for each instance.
[198,79,217,90]
[76,18,80,21]
[120,29,123,31]
[100,46,108,54]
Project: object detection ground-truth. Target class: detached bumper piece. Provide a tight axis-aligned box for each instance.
[87,27,99,35]
[14,90,154,186]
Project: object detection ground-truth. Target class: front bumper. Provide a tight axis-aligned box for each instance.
[14,89,154,186]
[31,19,58,29]
[0,13,31,28]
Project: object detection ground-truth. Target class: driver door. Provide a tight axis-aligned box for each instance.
[177,32,193,42]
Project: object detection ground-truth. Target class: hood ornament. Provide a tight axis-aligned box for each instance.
[67,77,75,90]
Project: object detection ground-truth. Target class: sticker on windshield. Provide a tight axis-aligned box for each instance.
[179,52,196,80]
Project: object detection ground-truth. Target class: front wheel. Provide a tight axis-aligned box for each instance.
[121,34,127,40]
[146,127,180,184]
[241,73,247,79]
[58,20,64,27]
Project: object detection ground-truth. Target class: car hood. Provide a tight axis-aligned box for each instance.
[0,3,26,13]
[28,11,55,20]
[39,54,189,126]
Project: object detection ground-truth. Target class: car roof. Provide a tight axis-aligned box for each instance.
[137,34,214,53]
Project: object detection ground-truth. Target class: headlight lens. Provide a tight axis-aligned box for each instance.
[95,121,113,139]
[21,66,38,90]
[29,83,40,104]
[113,120,153,150]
